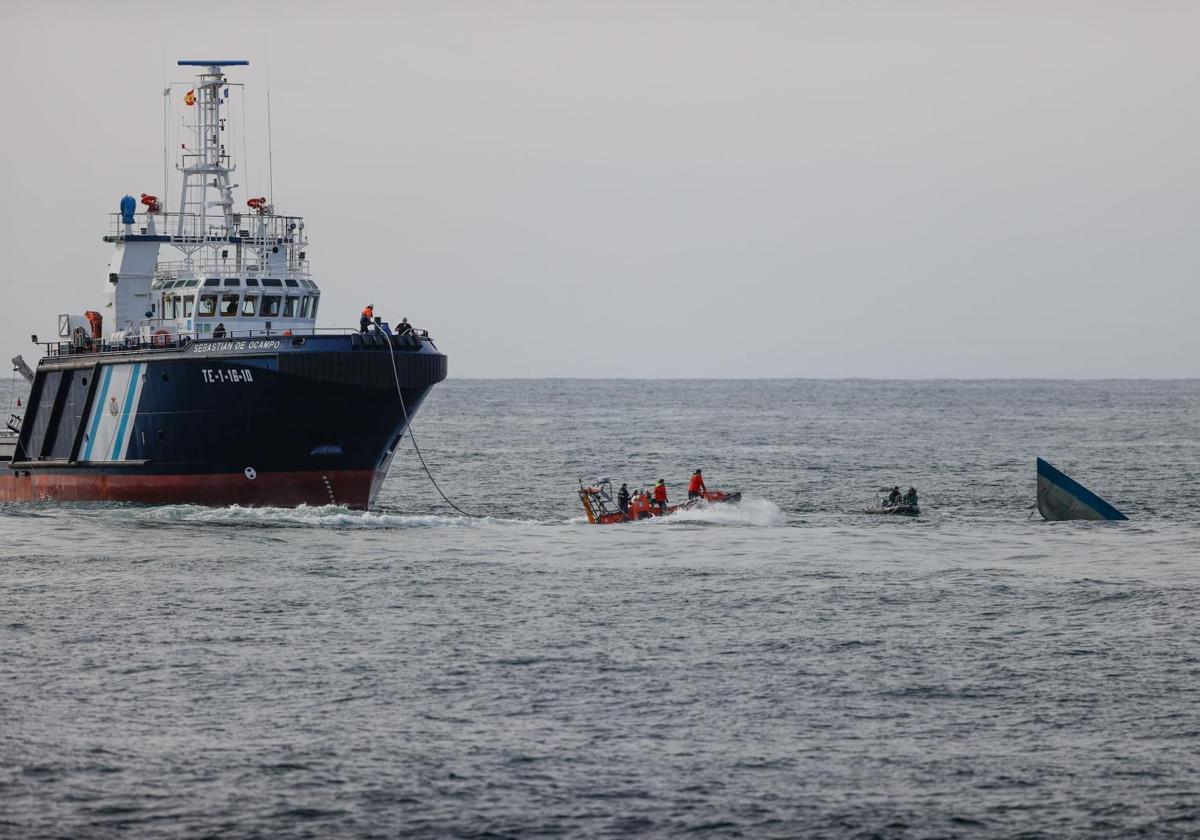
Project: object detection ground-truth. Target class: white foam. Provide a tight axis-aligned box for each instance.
[128,504,536,529]
[659,497,787,526]
[590,497,786,527]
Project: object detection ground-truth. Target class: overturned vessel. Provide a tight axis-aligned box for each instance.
[1036,457,1127,521]
[0,61,446,509]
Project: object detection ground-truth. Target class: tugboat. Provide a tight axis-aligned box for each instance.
[0,61,446,509]
[578,478,741,524]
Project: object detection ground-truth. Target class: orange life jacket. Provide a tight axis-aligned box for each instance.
[653,484,667,502]
[688,474,705,493]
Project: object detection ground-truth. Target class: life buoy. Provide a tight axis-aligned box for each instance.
[152,329,171,348]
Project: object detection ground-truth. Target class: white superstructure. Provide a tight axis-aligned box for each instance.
[97,60,320,345]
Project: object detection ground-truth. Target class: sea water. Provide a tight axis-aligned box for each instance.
[2,379,1199,836]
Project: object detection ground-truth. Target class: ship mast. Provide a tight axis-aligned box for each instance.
[175,60,248,241]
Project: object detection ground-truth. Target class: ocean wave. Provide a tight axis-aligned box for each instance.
[125,504,537,529]
[643,498,788,527]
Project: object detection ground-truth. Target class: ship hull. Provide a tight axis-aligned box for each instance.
[0,467,378,507]
[1035,457,1127,522]
[2,333,446,510]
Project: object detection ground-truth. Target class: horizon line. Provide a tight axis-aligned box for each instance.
[441,375,1200,382]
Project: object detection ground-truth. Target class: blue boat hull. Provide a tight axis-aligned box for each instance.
[1036,457,1127,521]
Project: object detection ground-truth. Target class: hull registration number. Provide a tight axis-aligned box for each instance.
[201,368,256,384]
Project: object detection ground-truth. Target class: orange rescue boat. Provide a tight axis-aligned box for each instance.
[578,478,741,524]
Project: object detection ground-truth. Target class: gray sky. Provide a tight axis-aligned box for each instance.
[2,1,1198,377]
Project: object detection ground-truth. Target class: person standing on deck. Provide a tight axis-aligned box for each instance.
[629,489,652,520]
[617,483,630,515]
[687,469,707,500]
[360,304,374,333]
[653,479,668,511]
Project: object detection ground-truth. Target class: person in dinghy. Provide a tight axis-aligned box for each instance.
[577,474,743,525]
[865,484,921,516]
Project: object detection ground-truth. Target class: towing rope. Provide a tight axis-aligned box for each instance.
[383,335,477,518]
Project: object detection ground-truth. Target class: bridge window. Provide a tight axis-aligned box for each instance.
[300,296,312,318]
[197,294,217,318]
[284,278,299,288]
[241,295,258,317]
[245,277,259,287]
[220,294,239,318]
[184,278,199,288]
[260,295,282,317]
[262,278,282,288]
[223,278,241,287]
[164,296,178,319]
[283,296,299,318]
[310,297,319,319]
[203,278,221,287]
[183,296,194,318]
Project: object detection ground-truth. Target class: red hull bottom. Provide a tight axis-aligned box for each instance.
[0,469,382,510]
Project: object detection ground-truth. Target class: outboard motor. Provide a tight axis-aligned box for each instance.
[119,194,136,225]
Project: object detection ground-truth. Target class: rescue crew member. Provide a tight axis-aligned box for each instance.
[653,479,668,511]
[687,469,706,500]
[360,304,374,333]
[903,487,918,506]
[213,322,226,339]
[617,483,630,514]
[397,317,412,335]
[630,490,652,520]
[886,486,902,506]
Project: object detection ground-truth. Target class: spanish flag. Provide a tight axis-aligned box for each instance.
[184,89,196,106]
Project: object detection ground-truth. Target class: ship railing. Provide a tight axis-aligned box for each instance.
[37,325,432,359]
[107,211,307,245]
[153,258,312,282]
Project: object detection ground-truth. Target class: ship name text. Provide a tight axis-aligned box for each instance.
[191,339,281,354]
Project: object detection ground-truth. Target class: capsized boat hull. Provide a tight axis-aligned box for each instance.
[1036,457,1127,521]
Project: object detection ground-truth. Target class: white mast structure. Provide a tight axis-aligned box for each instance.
[99,60,318,344]
[176,60,243,241]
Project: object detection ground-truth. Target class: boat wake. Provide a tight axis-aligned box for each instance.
[125,504,536,529]
[567,498,785,527]
[656,497,786,526]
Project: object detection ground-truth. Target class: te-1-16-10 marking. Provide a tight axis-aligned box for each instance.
[201,368,256,384]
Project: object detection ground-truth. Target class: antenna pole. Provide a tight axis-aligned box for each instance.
[265,44,275,207]
[162,31,168,209]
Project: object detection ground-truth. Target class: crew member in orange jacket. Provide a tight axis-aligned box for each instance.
[687,469,707,500]
[652,479,668,511]
[360,304,375,334]
[628,489,652,520]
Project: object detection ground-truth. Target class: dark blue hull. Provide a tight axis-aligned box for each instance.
[2,333,447,509]
[1036,457,1127,521]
